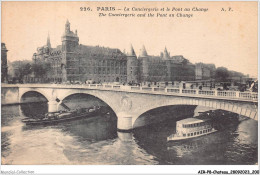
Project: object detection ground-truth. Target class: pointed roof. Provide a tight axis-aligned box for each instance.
[163,47,170,59]
[126,44,136,57]
[139,45,148,57]
[47,32,51,48]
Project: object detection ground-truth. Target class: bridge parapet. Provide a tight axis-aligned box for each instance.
[2,83,258,102]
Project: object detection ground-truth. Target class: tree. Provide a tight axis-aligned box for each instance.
[215,67,229,82]
[16,62,32,80]
[32,62,51,77]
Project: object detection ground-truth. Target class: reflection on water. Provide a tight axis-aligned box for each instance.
[1,101,258,165]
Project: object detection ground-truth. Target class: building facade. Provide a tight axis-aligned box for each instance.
[33,20,128,84]
[195,63,216,80]
[33,21,199,84]
[1,43,8,83]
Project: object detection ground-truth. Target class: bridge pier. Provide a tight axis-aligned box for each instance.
[117,132,133,142]
[117,112,133,131]
[48,100,59,113]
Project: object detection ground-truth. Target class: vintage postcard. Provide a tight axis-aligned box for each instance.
[1,0,259,174]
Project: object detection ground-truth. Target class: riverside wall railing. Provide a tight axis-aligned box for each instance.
[2,83,258,102]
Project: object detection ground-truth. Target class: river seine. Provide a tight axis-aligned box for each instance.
[1,95,258,165]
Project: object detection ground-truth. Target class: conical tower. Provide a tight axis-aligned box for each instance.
[126,44,138,84]
[163,47,170,60]
[47,32,51,48]
[138,45,149,82]
[127,44,136,57]
[139,45,148,57]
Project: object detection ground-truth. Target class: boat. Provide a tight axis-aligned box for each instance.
[167,117,217,142]
[21,105,105,125]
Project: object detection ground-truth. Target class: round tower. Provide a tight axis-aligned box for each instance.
[126,44,138,84]
[138,45,149,82]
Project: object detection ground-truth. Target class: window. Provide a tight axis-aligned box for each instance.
[183,134,186,137]
[187,133,190,136]
[194,132,197,136]
[197,132,200,135]
[191,133,193,136]
[203,130,206,133]
[200,131,202,134]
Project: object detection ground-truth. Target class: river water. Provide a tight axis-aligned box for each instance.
[1,95,258,165]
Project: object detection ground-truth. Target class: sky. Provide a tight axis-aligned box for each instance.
[1,1,258,77]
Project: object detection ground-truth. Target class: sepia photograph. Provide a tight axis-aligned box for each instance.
[1,0,259,174]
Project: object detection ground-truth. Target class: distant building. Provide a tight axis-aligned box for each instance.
[33,20,127,83]
[1,43,8,83]
[138,46,195,83]
[32,21,197,84]
[195,63,216,80]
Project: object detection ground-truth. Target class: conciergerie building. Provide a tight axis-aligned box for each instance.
[32,20,209,84]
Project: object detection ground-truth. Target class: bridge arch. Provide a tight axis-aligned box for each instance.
[56,90,118,116]
[132,99,258,129]
[133,104,197,129]
[19,89,52,103]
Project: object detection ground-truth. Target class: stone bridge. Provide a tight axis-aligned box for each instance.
[2,84,258,130]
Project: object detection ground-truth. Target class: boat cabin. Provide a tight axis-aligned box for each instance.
[175,118,214,137]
